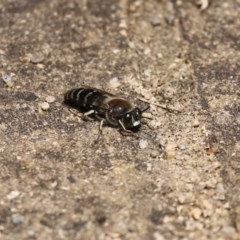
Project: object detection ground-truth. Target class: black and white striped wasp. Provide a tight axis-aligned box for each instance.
[64,87,150,133]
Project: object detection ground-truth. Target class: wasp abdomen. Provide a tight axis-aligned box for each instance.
[64,88,106,110]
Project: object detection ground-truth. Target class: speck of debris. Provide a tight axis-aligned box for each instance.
[109,77,121,89]
[113,49,120,54]
[151,17,161,27]
[139,139,148,149]
[165,14,175,25]
[192,119,200,127]
[161,86,176,101]
[37,63,45,69]
[190,207,202,220]
[222,226,237,236]
[119,20,127,29]
[2,74,12,83]
[7,190,20,200]
[146,162,152,171]
[45,96,56,103]
[150,150,159,158]
[40,102,50,111]
[142,112,152,119]
[2,73,16,87]
[21,53,32,63]
[12,213,25,225]
[143,48,151,55]
[28,230,36,238]
[31,52,44,64]
[197,0,210,11]
[119,29,127,37]
[165,147,176,160]
[153,232,165,240]
[178,144,186,151]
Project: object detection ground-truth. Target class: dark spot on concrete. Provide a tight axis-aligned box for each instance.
[94,210,107,225]
[63,220,86,231]
[149,208,174,225]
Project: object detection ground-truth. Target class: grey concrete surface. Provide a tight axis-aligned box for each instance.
[0,0,239,239]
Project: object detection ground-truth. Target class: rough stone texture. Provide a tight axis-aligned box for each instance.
[0,0,239,239]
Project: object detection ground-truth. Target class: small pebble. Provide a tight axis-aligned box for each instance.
[51,180,58,188]
[190,207,202,220]
[192,119,200,127]
[178,144,186,150]
[37,63,45,69]
[2,74,15,87]
[119,20,127,29]
[128,41,135,49]
[119,30,127,37]
[28,230,36,238]
[144,69,151,78]
[153,232,165,240]
[40,102,50,111]
[201,199,213,217]
[7,190,20,200]
[21,53,32,63]
[178,195,186,204]
[151,78,159,88]
[222,226,237,236]
[142,112,152,119]
[31,52,44,63]
[161,87,175,100]
[113,49,120,54]
[203,178,217,189]
[2,74,11,83]
[144,48,151,55]
[45,96,56,103]
[146,162,152,171]
[12,213,25,224]
[216,183,225,193]
[109,77,121,89]
[197,0,209,11]
[70,42,79,50]
[150,150,159,158]
[165,15,175,25]
[6,80,14,88]
[139,139,148,149]
[151,17,161,27]
[165,149,176,160]
[128,3,137,12]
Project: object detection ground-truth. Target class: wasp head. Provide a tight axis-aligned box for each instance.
[120,108,142,130]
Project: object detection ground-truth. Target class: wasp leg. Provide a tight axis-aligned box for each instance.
[93,119,106,143]
[82,109,95,121]
[118,119,134,133]
[118,120,127,131]
[68,108,82,117]
[118,120,140,138]
[84,109,95,116]
[99,119,106,133]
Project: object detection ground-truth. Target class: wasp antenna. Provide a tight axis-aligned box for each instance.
[142,115,153,120]
[141,106,150,113]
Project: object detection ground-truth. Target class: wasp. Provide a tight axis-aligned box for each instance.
[64,87,150,133]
